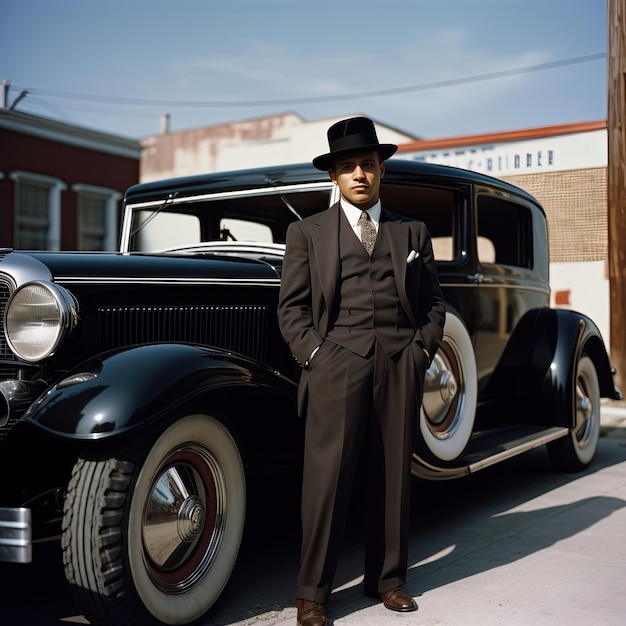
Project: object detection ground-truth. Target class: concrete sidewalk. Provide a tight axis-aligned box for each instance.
[207,403,626,626]
[600,399,626,431]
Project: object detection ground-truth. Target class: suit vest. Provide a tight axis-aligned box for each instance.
[325,210,414,357]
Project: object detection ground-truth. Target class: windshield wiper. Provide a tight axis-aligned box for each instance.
[129,192,179,240]
[278,193,302,220]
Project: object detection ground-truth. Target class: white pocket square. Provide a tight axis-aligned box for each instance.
[406,250,419,263]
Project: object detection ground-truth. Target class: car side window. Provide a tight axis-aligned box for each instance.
[219,218,273,242]
[476,194,533,269]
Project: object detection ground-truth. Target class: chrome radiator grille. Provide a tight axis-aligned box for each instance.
[99,305,269,363]
[0,279,18,378]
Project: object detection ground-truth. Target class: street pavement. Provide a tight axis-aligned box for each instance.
[3,403,625,625]
[207,401,626,626]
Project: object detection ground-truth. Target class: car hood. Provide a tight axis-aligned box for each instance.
[0,249,281,284]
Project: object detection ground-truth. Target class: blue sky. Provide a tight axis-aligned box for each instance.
[1,0,606,141]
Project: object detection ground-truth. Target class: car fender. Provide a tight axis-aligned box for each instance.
[485,307,620,427]
[22,343,297,439]
[548,308,621,426]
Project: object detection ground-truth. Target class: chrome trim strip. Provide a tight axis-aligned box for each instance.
[125,182,335,211]
[156,241,286,255]
[442,282,550,294]
[56,276,548,292]
[57,277,281,287]
[412,426,568,480]
[466,427,568,472]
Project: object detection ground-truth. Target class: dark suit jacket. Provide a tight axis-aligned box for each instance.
[278,202,446,415]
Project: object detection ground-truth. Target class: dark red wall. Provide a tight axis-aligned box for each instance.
[0,127,139,249]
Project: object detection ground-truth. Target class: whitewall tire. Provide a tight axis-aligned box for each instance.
[63,413,246,626]
[416,313,478,464]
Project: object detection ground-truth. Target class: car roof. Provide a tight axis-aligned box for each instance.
[125,159,542,210]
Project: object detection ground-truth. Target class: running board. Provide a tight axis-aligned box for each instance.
[412,426,569,480]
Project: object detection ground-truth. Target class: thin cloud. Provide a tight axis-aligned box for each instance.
[169,27,551,109]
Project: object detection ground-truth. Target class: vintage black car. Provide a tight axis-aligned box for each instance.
[0,160,620,625]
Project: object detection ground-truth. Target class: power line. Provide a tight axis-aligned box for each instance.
[11,52,605,110]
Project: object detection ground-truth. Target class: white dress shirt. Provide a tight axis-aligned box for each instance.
[340,198,381,241]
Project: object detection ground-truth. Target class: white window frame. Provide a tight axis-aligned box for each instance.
[72,183,121,251]
[10,171,66,250]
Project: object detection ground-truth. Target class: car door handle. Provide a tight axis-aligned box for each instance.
[468,273,494,284]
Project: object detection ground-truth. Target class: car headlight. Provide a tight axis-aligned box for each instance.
[4,281,78,362]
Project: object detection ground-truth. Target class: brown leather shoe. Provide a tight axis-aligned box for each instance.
[379,587,418,612]
[296,598,327,626]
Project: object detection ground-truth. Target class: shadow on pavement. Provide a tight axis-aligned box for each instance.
[216,434,626,624]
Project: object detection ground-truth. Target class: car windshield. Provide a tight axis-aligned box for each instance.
[123,185,335,253]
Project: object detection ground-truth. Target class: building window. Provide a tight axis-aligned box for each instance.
[78,193,108,250]
[10,171,65,250]
[486,158,493,171]
[73,184,121,250]
[526,153,532,167]
[18,183,48,249]
[537,151,542,166]
[514,155,520,168]
[548,150,554,165]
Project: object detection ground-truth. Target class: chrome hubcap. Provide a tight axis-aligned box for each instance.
[577,394,592,422]
[143,464,209,570]
[574,371,595,446]
[141,444,225,592]
[422,342,461,436]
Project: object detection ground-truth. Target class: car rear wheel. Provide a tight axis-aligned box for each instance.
[548,354,600,471]
[62,413,246,626]
[414,313,478,467]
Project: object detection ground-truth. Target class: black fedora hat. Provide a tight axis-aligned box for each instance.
[312,116,398,170]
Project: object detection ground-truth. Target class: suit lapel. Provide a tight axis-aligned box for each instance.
[309,203,341,323]
[382,209,416,327]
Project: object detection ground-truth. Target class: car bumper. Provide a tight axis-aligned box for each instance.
[0,508,31,563]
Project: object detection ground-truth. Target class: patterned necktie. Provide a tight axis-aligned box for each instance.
[358,210,377,255]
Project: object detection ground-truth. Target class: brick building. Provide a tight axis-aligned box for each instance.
[0,109,141,251]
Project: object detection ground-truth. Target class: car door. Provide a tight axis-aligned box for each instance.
[472,186,551,395]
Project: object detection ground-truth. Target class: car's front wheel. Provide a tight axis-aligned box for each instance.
[62,413,246,626]
[548,354,601,471]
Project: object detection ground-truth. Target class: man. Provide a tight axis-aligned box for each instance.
[278,117,445,626]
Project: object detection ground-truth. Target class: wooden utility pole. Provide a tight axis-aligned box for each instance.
[608,0,626,391]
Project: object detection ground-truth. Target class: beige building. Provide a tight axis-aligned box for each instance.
[140,112,417,183]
